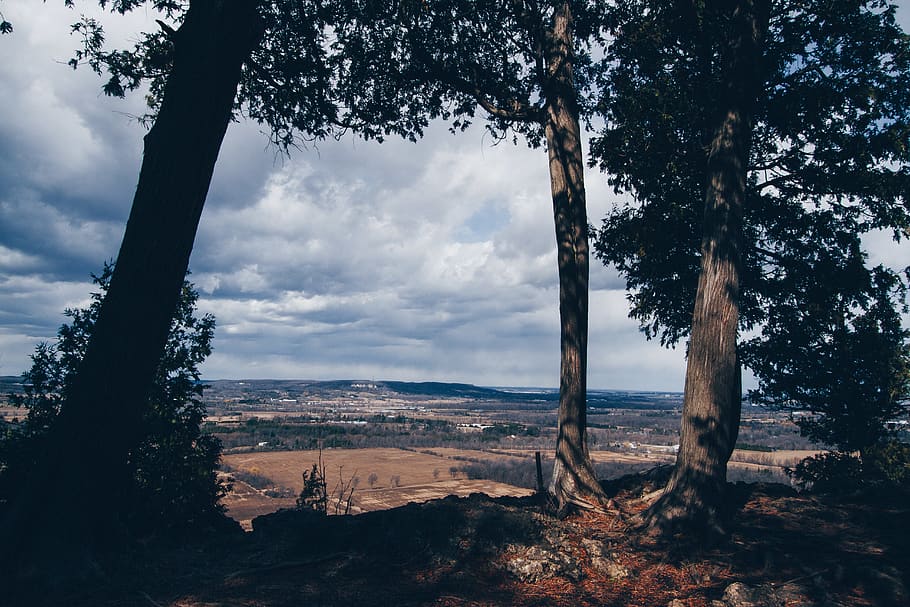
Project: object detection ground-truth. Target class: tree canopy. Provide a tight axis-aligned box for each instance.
[744,268,910,457]
[588,0,910,536]
[593,0,910,348]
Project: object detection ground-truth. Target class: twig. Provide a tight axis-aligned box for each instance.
[139,591,164,607]
[224,553,347,580]
[776,567,832,586]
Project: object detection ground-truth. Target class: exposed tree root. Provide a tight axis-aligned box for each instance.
[636,487,730,546]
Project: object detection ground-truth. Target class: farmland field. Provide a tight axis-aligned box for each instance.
[221,448,536,528]
[220,446,811,529]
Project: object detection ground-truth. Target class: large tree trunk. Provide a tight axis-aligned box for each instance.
[2,0,262,569]
[545,2,609,513]
[642,0,767,539]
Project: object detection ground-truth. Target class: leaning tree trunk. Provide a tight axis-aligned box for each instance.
[2,0,262,568]
[642,0,767,540]
[545,1,609,513]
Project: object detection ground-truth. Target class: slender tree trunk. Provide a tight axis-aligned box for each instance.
[2,0,262,567]
[643,0,767,539]
[545,2,609,513]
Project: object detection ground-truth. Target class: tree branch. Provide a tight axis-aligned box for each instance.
[471,85,544,123]
[441,68,545,123]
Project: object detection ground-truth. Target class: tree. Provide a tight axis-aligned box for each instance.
[330,0,612,512]
[743,269,910,485]
[297,460,329,514]
[591,0,910,536]
[1,264,226,537]
[0,0,263,562]
[1,0,335,561]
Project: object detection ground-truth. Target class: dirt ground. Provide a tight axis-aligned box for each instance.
[13,476,909,607]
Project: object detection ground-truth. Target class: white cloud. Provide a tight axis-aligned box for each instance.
[0,0,695,389]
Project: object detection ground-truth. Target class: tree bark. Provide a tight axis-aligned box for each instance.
[642,0,768,539]
[545,2,609,513]
[2,0,262,567]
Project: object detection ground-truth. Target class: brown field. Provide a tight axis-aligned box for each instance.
[221,446,815,529]
[0,406,23,422]
[221,448,535,529]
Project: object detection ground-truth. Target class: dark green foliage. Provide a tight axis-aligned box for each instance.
[296,452,356,515]
[749,269,910,491]
[592,0,910,347]
[744,271,910,457]
[1,263,226,535]
[592,2,910,490]
[867,439,910,485]
[297,462,328,514]
[325,1,613,142]
[62,1,336,146]
[790,451,868,493]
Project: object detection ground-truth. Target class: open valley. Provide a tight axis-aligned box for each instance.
[201,380,827,528]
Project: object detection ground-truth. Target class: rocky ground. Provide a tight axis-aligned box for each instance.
[10,471,909,607]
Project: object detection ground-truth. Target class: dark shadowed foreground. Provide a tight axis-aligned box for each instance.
[10,474,909,607]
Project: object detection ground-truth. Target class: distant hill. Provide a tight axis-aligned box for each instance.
[201,378,682,410]
[0,375,24,390]
[381,381,515,400]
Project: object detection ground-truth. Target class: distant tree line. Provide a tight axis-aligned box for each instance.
[210,416,557,453]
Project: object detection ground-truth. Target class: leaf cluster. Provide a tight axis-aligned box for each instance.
[56,1,617,149]
[790,439,910,492]
[57,0,336,143]
[1,263,227,535]
[326,0,616,146]
[742,269,910,455]
[296,461,328,514]
[592,0,910,349]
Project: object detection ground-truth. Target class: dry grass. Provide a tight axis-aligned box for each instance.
[221,448,535,528]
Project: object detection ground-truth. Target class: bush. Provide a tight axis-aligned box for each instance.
[0,263,227,535]
[222,463,275,490]
[788,444,910,493]
[459,457,549,490]
[297,462,329,514]
[866,439,910,485]
[296,451,356,515]
[789,451,865,493]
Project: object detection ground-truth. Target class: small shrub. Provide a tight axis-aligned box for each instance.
[296,451,357,515]
[789,451,865,493]
[866,439,910,485]
[297,461,328,514]
[0,264,226,535]
[791,440,910,493]
[221,464,274,491]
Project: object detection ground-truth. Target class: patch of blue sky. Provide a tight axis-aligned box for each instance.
[457,204,511,242]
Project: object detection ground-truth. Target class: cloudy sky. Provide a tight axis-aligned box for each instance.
[1,1,908,390]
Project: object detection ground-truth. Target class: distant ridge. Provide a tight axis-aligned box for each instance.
[0,375,23,388]
[381,381,513,399]
[200,379,682,409]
